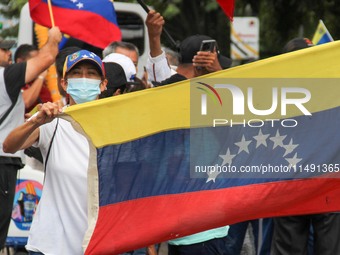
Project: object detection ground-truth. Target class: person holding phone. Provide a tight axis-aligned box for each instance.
[145,10,231,86]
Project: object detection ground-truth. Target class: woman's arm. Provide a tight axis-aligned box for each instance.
[3,102,62,153]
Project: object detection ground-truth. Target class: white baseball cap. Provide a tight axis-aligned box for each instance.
[102,53,136,82]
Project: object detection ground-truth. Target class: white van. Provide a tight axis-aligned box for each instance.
[18,2,149,77]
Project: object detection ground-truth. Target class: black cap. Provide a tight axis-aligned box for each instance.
[283,38,314,53]
[0,37,15,50]
[218,54,232,69]
[179,35,212,64]
[104,62,127,88]
[100,62,127,98]
[179,34,232,69]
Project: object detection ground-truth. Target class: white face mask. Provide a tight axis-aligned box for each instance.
[66,78,101,104]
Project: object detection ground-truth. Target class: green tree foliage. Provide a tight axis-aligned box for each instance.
[133,0,340,59]
[133,0,231,55]
[0,0,26,17]
[257,0,340,57]
[0,0,27,38]
[3,0,340,58]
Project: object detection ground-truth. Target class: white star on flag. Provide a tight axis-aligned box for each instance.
[235,135,252,154]
[206,168,221,183]
[270,130,287,149]
[283,138,299,157]
[253,129,270,148]
[77,2,84,8]
[208,128,304,183]
[70,0,77,3]
[219,148,235,166]
[285,152,302,171]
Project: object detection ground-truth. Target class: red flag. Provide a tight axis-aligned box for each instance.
[216,0,235,21]
[29,0,122,49]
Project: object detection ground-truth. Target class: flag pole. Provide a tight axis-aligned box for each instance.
[137,0,180,50]
[47,0,55,27]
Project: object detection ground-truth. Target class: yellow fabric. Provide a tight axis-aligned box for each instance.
[64,82,190,147]
[64,41,340,147]
[34,23,62,103]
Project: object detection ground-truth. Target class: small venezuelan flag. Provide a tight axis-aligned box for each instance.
[312,20,334,45]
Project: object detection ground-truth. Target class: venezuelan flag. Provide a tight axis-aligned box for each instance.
[62,41,340,254]
[29,0,121,48]
[312,20,334,45]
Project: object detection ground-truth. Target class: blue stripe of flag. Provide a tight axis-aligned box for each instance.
[317,33,333,45]
[97,107,340,206]
[43,0,117,23]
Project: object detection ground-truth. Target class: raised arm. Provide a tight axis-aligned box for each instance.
[145,10,172,82]
[146,10,164,58]
[3,102,62,153]
[25,27,62,84]
[22,70,47,109]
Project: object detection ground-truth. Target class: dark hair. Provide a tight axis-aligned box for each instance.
[99,62,146,98]
[125,77,146,93]
[55,46,82,78]
[55,46,82,97]
[282,38,314,53]
[14,44,38,62]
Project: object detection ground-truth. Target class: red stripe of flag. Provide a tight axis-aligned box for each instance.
[85,177,340,254]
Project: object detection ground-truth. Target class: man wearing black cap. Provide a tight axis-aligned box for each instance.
[145,10,232,86]
[0,28,62,250]
[0,37,16,67]
[180,34,232,71]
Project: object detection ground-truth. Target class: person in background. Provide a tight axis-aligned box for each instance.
[3,50,107,255]
[103,41,139,70]
[270,37,340,255]
[103,41,151,88]
[145,10,231,86]
[102,52,146,96]
[163,46,180,72]
[282,37,314,53]
[0,36,15,67]
[103,53,137,82]
[14,44,51,113]
[0,27,61,251]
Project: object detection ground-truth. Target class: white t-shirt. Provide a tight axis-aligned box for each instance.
[26,118,89,255]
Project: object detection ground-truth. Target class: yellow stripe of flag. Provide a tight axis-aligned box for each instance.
[64,41,340,147]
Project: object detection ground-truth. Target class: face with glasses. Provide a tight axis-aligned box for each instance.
[0,48,12,67]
